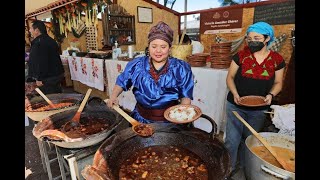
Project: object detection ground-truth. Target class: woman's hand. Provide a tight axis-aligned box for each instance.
[36,80,43,87]
[106,97,119,108]
[264,94,273,105]
[233,94,240,105]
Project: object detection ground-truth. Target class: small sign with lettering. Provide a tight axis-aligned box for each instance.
[200,9,243,34]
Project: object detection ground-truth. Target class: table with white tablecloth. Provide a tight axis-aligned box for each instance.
[105,59,229,133]
[66,56,105,91]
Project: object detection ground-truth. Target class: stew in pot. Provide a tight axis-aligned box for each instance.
[59,117,110,138]
[251,146,295,172]
[27,102,74,111]
[119,145,208,180]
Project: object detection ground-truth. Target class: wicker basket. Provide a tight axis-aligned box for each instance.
[171,44,192,61]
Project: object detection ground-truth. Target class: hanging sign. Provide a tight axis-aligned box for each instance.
[200,9,243,34]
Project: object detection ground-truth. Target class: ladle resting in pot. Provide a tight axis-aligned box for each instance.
[232,111,294,172]
[63,89,92,132]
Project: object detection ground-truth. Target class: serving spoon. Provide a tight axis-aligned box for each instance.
[104,99,154,137]
[232,111,294,172]
[63,88,92,132]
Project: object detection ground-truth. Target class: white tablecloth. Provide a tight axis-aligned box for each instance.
[66,56,105,91]
[105,59,229,133]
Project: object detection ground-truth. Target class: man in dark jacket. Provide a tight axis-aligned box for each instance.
[27,20,64,94]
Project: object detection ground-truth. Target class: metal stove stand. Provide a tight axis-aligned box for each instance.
[37,140,71,180]
[58,143,102,180]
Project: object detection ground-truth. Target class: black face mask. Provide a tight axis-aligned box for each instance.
[248,41,265,53]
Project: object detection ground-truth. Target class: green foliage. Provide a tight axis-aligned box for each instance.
[218,0,239,6]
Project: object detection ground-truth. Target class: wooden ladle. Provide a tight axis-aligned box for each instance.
[35,88,56,108]
[104,99,154,137]
[63,88,92,132]
[232,111,294,172]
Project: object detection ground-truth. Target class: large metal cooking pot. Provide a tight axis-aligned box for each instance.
[82,114,231,180]
[245,132,295,180]
[32,101,124,149]
[26,93,83,121]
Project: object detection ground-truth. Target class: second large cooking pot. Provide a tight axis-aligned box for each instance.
[32,101,125,149]
[82,114,231,180]
[26,93,83,121]
[245,132,295,180]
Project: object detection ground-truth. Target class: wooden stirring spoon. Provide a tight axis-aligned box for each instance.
[232,111,294,172]
[63,88,92,132]
[35,88,56,108]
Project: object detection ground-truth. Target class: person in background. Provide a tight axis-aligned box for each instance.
[107,21,194,123]
[27,20,65,94]
[25,43,30,62]
[25,43,31,78]
[179,34,204,54]
[224,21,285,175]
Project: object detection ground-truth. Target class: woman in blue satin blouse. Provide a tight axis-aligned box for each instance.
[106,21,194,123]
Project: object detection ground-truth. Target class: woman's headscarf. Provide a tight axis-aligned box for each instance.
[246,21,274,45]
[148,21,173,46]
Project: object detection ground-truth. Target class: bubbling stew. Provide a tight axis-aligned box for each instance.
[59,117,110,138]
[119,145,208,180]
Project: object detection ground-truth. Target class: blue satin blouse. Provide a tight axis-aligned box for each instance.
[116,56,194,123]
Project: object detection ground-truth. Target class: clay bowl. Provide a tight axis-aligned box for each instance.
[238,95,267,107]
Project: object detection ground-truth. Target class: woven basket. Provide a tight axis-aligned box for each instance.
[171,44,192,61]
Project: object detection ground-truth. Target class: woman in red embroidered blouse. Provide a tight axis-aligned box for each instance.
[224,22,286,174]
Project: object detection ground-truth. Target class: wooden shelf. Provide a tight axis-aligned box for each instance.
[102,5,136,46]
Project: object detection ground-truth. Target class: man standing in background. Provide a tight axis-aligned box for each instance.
[27,20,64,94]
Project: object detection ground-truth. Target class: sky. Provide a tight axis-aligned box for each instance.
[155,0,222,21]
[173,0,221,12]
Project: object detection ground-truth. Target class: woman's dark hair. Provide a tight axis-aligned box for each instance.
[32,20,47,35]
[145,46,149,56]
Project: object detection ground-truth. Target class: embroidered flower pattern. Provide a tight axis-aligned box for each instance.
[72,57,77,71]
[80,58,87,75]
[149,60,169,83]
[91,59,99,78]
[238,48,283,80]
[117,64,123,73]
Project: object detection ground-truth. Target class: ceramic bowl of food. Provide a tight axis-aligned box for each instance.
[164,104,202,124]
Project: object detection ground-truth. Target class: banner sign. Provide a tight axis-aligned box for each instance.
[200,9,243,34]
